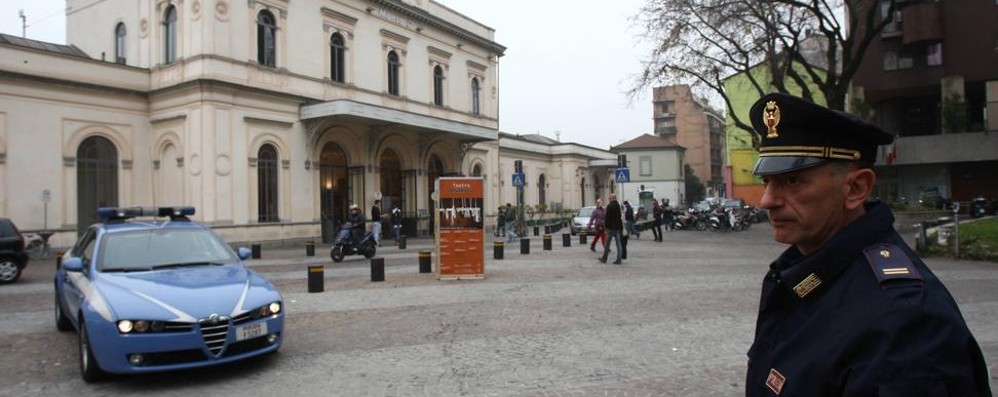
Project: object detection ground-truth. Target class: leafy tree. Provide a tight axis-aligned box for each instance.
[632,0,898,148]
[685,164,706,203]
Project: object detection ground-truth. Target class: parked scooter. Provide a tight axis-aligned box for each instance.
[969,197,996,219]
[330,223,377,262]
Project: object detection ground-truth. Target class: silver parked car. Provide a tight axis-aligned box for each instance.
[571,206,597,235]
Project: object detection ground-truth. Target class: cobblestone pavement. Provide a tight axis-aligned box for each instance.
[1,224,995,396]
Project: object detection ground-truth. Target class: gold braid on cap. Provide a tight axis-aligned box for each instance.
[759,146,862,160]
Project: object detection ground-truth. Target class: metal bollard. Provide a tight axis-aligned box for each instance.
[371,258,385,282]
[543,234,552,251]
[305,240,315,257]
[521,238,530,254]
[493,241,504,260]
[308,265,324,293]
[251,244,261,259]
[579,230,587,245]
[544,225,550,234]
[399,235,407,250]
[419,250,432,273]
[562,233,571,247]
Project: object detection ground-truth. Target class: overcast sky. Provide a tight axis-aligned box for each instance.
[0,0,655,149]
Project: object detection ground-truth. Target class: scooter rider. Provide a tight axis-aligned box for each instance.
[344,204,366,244]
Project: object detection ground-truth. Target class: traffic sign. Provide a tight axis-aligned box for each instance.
[614,168,630,183]
[512,173,525,187]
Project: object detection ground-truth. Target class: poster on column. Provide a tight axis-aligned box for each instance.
[435,177,485,280]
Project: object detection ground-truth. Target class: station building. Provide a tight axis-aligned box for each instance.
[0,0,618,246]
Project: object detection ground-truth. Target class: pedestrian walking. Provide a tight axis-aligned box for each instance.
[587,199,606,251]
[496,206,506,237]
[370,200,383,246]
[504,203,517,243]
[598,194,623,264]
[744,93,991,396]
[651,200,663,242]
[391,204,402,243]
[623,201,640,239]
[661,198,674,232]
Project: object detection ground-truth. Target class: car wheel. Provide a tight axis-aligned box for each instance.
[363,246,376,259]
[79,320,107,382]
[55,294,72,332]
[0,258,21,284]
[331,247,344,263]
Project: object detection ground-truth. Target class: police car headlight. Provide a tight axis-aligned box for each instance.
[253,301,282,318]
[134,320,150,333]
[117,320,134,334]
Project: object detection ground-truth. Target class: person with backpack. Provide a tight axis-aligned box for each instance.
[623,201,640,239]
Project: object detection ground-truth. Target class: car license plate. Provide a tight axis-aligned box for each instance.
[236,322,267,341]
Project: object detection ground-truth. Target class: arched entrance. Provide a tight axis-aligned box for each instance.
[380,149,403,214]
[592,174,602,204]
[427,154,443,233]
[319,142,348,242]
[77,136,118,234]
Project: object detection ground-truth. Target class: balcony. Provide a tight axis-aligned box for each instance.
[876,131,998,166]
[901,2,943,45]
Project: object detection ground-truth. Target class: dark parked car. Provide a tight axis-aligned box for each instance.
[0,218,29,284]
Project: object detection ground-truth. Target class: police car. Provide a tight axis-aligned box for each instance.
[54,207,284,382]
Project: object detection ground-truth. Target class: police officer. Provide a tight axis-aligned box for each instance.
[745,93,991,396]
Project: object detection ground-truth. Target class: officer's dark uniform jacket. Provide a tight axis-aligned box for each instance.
[746,201,991,396]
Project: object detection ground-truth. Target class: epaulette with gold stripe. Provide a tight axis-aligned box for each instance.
[862,244,922,287]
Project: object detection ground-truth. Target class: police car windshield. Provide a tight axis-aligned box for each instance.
[99,229,235,272]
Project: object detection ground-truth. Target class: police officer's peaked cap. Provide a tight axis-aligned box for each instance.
[750,92,894,176]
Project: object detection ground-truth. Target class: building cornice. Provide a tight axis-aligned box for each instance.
[368,0,506,57]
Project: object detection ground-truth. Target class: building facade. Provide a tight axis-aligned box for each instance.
[652,85,725,198]
[852,0,998,204]
[1,0,507,246]
[610,134,685,210]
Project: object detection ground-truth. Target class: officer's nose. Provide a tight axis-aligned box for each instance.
[759,182,781,211]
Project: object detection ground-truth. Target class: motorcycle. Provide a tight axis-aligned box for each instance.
[330,223,377,262]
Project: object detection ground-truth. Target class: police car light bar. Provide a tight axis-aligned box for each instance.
[97,206,196,221]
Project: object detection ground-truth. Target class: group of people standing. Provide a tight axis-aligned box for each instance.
[585,195,677,264]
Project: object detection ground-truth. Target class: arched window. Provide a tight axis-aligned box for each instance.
[258,144,279,222]
[472,163,482,177]
[537,174,546,206]
[114,23,126,64]
[257,10,277,67]
[387,51,400,96]
[330,33,345,83]
[163,5,177,64]
[471,77,481,115]
[433,65,444,106]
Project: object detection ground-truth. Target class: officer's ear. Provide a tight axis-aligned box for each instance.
[843,167,876,211]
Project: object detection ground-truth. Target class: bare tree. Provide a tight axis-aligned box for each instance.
[632,0,896,148]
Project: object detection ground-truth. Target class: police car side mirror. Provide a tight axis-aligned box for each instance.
[62,257,83,272]
[237,247,252,260]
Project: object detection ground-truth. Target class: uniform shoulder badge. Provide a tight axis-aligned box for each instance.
[863,244,922,287]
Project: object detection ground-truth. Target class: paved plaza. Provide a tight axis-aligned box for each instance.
[1,224,996,396]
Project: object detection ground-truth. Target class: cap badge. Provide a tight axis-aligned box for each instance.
[763,100,781,138]
[880,249,890,258]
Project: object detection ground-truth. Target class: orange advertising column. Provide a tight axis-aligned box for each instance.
[435,177,485,280]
